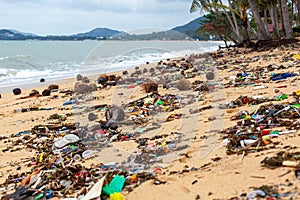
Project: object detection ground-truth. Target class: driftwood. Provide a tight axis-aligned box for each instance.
[143,82,158,93]
[254,38,299,49]
[219,38,299,50]
[218,44,238,50]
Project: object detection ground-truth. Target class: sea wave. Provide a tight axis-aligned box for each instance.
[80,45,219,75]
[0,41,221,87]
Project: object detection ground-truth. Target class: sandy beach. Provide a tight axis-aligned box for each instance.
[0,42,300,200]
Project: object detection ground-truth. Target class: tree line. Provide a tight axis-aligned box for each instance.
[190,0,300,47]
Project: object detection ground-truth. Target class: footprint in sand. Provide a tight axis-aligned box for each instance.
[165,177,176,182]
[180,185,191,193]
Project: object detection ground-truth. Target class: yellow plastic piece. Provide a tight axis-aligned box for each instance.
[144,98,154,104]
[245,115,251,120]
[110,192,124,200]
[39,153,43,162]
[262,135,271,141]
[293,54,300,60]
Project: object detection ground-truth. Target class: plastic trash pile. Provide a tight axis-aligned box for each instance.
[220,102,300,155]
[233,184,299,200]
[127,92,183,125]
[0,123,158,199]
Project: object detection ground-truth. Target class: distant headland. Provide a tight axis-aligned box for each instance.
[0,17,217,41]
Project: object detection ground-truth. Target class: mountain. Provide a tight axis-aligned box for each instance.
[172,16,207,38]
[113,30,192,40]
[113,17,209,40]
[74,28,124,38]
[0,29,27,40]
[8,29,37,37]
[0,16,210,40]
[0,27,126,41]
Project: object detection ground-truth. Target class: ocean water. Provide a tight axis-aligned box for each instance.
[0,40,222,88]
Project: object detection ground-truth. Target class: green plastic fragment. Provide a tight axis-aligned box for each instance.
[155,99,163,105]
[277,94,288,101]
[35,194,44,200]
[281,94,287,99]
[102,175,125,195]
[270,131,280,135]
[292,104,300,108]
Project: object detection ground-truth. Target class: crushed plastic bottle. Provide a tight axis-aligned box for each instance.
[82,150,97,159]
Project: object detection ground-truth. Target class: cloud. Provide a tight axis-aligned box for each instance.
[0,0,199,35]
[1,0,192,13]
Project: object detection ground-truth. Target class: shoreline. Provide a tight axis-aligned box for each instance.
[0,52,194,95]
[0,40,223,91]
[0,39,225,42]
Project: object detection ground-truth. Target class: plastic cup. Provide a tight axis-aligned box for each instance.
[73,154,81,162]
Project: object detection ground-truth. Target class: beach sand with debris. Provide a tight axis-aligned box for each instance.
[0,44,300,199]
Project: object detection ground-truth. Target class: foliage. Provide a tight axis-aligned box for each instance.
[198,12,241,45]
[292,25,300,33]
[190,0,297,45]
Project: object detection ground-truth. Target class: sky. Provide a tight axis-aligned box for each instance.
[0,0,200,36]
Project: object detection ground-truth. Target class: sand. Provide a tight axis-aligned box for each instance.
[0,44,300,200]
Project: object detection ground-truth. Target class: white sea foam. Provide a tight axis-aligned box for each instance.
[0,40,222,87]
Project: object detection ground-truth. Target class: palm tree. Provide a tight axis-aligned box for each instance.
[280,0,294,38]
[228,0,241,40]
[198,13,239,45]
[236,0,252,45]
[191,0,253,45]
[263,9,271,37]
[297,0,300,24]
[291,0,296,25]
[269,1,280,38]
[190,0,211,12]
[259,0,280,39]
[190,0,243,43]
[248,0,272,40]
[230,0,269,44]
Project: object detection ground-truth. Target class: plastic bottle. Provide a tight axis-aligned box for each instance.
[101,162,116,170]
[240,139,257,148]
[82,150,97,159]
[14,108,22,113]
[63,99,78,106]
[282,160,300,167]
[164,143,176,153]
[279,130,297,134]
[246,190,266,199]
[55,157,64,165]
[253,85,267,90]
[60,180,72,188]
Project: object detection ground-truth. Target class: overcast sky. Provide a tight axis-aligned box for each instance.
[0,0,200,35]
